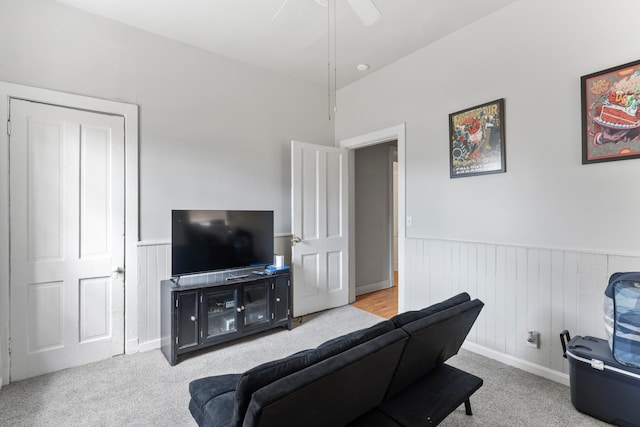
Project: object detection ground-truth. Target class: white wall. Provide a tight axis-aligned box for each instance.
[336,0,640,380]
[337,0,640,255]
[0,0,331,372]
[0,0,334,240]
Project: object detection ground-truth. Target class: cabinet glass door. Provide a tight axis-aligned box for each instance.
[203,288,237,341]
[243,282,270,328]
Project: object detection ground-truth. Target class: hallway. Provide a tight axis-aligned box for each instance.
[352,272,398,319]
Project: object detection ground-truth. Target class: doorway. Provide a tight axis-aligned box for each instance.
[339,123,406,317]
[353,142,397,298]
[351,142,398,318]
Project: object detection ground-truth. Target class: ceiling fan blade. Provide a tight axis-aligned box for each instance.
[272,0,290,23]
[346,0,381,26]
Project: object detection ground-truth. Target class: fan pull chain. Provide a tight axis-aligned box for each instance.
[333,0,337,118]
[327,0,331,121]
[327,0,337,121]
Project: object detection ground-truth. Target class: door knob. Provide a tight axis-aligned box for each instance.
[291,236,302,246]
[112,266,124,278]
[190,316,196,322]
[276,298,281,302]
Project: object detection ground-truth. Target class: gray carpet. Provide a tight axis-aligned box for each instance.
[0,306,609,426]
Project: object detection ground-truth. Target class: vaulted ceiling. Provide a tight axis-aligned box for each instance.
[56,0,519,88]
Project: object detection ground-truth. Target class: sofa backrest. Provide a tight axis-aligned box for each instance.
[390,292,470,328]
[385,298,484,398]
[232,319,395,426]
[242,328,409,427]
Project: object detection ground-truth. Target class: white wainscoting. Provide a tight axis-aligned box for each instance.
[136,236,640,383]
[404,237,640,383]
[136,241,170,352]
[136,235,293,351]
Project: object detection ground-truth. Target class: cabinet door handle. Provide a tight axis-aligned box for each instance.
[190,316,196,321]
[237,306,245,312]
[276,298,281,302]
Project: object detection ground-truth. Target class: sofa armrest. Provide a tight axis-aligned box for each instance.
[189,374,243,427]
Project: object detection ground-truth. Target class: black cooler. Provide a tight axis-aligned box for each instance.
[561,332,640,426]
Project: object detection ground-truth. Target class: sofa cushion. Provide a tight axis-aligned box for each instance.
[386,298,484,398]
[390,292,470,328]
[232,319,395,426]
[189,374,242,427]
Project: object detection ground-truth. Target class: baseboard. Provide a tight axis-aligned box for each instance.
[462,341,570,387]
[138,339,161,353]
[126,338,140,354]
[137,239,170,247]
[356,280,392,296]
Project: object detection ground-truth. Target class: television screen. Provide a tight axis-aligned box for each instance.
[171,210,274,277]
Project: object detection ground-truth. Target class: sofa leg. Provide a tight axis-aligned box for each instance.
[464,399,472,416]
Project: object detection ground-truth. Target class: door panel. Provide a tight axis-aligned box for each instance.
[9,99,125,381]
[28,119,64,261]
[301,149,319,240]
[80,127,113,258]
[79,277,111,342]
[291,141,348,317]
[27,281,64,353]
[327,251,342,291]
[300,253,320,296]
[326,153,342,238]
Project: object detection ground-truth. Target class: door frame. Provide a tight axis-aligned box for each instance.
[338,123,406,312]
[0,82,139,386]
[389,145,398,288]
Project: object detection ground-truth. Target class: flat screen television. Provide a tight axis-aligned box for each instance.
[171,210,274,277]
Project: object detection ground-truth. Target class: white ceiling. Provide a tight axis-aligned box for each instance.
[55,0,519,89]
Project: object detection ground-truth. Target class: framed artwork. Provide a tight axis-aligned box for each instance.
[449,98,506,178]
[581,59,640,164]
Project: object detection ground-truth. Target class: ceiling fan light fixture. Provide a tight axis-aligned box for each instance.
[346,0,381,26]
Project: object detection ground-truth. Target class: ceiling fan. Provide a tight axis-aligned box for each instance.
[272,0,381,26]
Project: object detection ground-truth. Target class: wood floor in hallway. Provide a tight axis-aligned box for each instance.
[352,272,398,319]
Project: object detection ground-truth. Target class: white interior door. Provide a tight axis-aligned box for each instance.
[9,99,125,381]
[291,141,348,317]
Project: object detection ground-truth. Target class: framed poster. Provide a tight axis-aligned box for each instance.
[449,98,506,178]
[581,59,640,164]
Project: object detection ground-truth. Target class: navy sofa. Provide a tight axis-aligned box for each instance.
[189,292,484,427]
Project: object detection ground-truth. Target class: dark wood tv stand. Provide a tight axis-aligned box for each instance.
[160,270,291,365]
